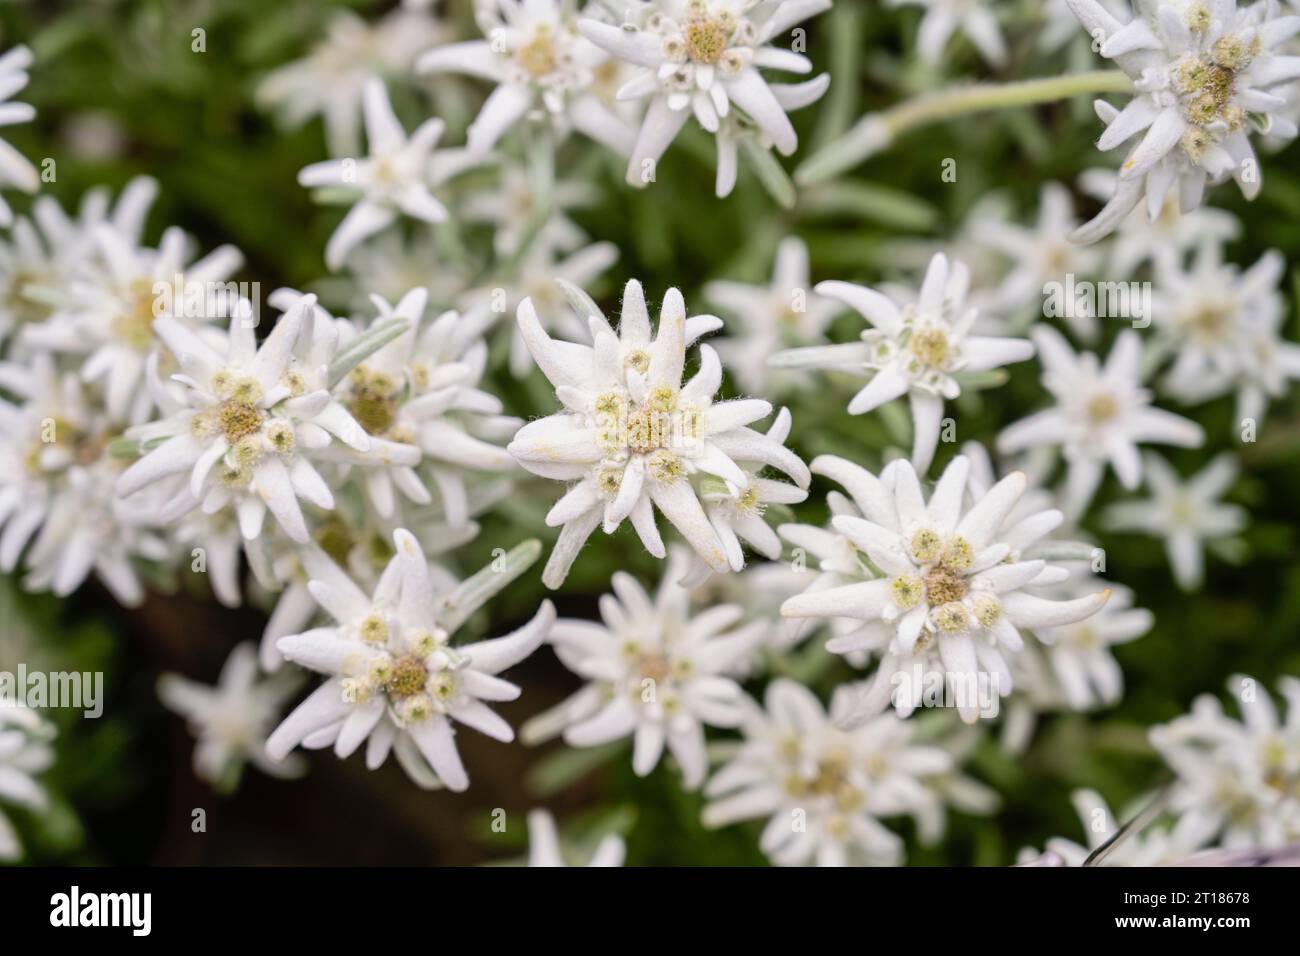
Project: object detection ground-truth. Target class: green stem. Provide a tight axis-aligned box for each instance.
[797,70,1134,185]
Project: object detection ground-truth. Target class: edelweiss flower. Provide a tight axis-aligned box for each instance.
[297,288,519,527]
[1031,581,1153,710]
[782,453,1111,723]
[1017,788,1210,866]
[257,6,444,157]
[0,45,38,228]
[158,642,307,791]
[509,277,809,587]
[705,236,843,394]
[298,79,463,270]
[1150,239,1297,423]
[1151,674,1300,848]
[0,705,53,861]
[0,354,167,605]
[890,0,1008,68]
[267,532,552,791]
[1078,166,1240,275]
[1067,0,1300,242]
[525,808,626,866]
[24,189,244,424]
[1103,452,1245,591]
[115,296,383,545]
[463,236,617,377]
[536,548,764,788]
[578,0,831,192]
[969,183,1106,341]
[417,0,636,155]
[702,678,962,866]
[771,253,1035,474]
[998,326,1204,519]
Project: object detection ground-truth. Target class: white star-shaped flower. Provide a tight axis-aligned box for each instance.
[115,296,392,545]
[998,325,1204,519]
[702,678,965,866]
[298,79,463,270]
[1017,787,1210,866]
[1066,0,1300,242]
[1151,674,1300,849]
[538,547,764,788]
[772,253,1035,474]
[509,277,810,588]
[158,642,307,791]
[578,0,831,193]
[267,532,553,791]
[257,6,445,157]
[417,0,636,156]
[705,236,844,395]
[782,453,1111,723]
[1103,452,1246,591]
[1151,238,1298,424]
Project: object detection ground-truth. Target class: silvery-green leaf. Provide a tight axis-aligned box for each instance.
[327,317,410,388]
[437,538,542,632]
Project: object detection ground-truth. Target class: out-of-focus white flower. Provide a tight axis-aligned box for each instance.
[969,183,1106,341]
[890,0,1008,67]
[578,0,831,193]
[998,326,1204,519]
[296,288,518,528]
[1151,674,1300,849]
[1066,0,1300,242]
[705,236,843,394]
[23,183,244,425]
[537,547,764,788]
[1032,581,1152,709]
[526,808,626,866]
[508,277,809,587]
[0,354,168,605]
[0,705,53,862]
[1017,788,1210,865]
[1151,239,1298,424]
[298,79,470,270]
[115,297,394,546]
[257,6,445,157]
[268,532,552,791]
[772,253,1035,474]
[461,163,599,257]
[418,0,637,156]
[1077,167,1240,276]
[702,679,972,866]
[782,453,1111,724]
[1103,452,1246,591]
[330,231,469,315]
[158,642,307,791]
[0,46,38,228]
[464,237,618,377]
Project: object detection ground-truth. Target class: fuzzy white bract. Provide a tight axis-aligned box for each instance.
[702,678,971,866]
[1152,674,1300,848]
[998,326,1204,519]
[526,808,626,866]
[0,46,37,228]
[0,705,53,861]
[772,254,1034,475]
[782,453,1111,723]
[535,548,764,788]
[267,532,552,791]
[1103,452,1245,591]
[890,0,1008,68]
[1066,0,1300,241]
[418,0,636,156]
[509,277,809,588]
[158,642,307,791]
[578,0,831,193]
